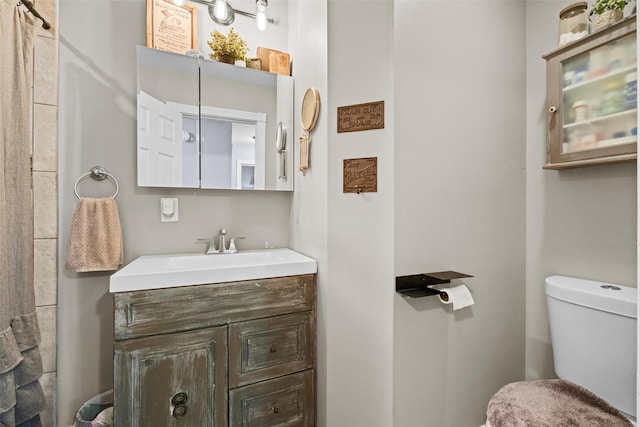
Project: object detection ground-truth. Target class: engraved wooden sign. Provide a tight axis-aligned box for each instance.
[146,0,197,55]
[343,157,377,193]
[337,101,384,133]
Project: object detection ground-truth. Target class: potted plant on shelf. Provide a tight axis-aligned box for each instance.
[590,0,632,30]
[207,27,248,64]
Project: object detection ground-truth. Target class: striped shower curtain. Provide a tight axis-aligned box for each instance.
[0,1,47,426]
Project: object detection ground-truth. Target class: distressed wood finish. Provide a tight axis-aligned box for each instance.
[229,312,314,388]
[114,326,227,427]
[114,275,315,340]
[229,370,315,427]
[542,16,636,169]
[114,274,317,426]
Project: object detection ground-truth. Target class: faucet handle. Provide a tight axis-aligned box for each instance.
[226,237,245,254]
[196,237,217,253]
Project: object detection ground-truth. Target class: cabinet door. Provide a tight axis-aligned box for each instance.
[544,17,637,169]
[114,326,227,427]
[229,312,315,388]
[229,370,315,427]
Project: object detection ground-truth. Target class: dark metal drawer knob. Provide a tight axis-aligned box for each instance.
[171,392,188,406]
[270,346,277,353]
[172,405,187,418]
[171,392,188,418]
[271,404,280,414]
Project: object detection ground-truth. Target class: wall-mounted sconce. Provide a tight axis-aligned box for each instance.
[173,0,276,31]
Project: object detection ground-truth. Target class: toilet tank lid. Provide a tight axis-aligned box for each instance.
[545,275,637,319]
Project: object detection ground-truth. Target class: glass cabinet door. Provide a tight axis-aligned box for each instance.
[562,33,636,153]
[544,17,637,169]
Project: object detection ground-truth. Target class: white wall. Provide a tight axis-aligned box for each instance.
[287,0,330,424]
[327,1,395,425]
[57,1,292,425]
[393,2,527,426]
[290,1,396,426]
[55,1,638,426]
[525,1,637,382]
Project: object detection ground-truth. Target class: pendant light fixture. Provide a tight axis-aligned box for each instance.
[256,0,268,31]
[213,0,229,20]
[174,0,276,30]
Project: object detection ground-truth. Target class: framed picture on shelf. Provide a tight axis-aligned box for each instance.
[146,0,197,55]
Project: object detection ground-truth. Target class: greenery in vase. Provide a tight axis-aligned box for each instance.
[589,0,632,16]
[207,27,248,62]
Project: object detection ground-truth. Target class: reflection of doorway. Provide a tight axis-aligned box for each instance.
[236,159,255,190]
[137,91,183,186]
[200,106,266,189]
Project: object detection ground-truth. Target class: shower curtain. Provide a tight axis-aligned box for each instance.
[0,1,47,426]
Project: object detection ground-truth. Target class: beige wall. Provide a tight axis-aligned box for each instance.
[525,1,637,382]
[31,0,59,424]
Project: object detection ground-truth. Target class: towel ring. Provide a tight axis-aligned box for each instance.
[74,166,119,199]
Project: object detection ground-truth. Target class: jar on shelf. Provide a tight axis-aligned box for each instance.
[608,42,626,71]
[602,81,624,115]
[558,2,589,46]
[572,99,589,122]
[623,71,637,110]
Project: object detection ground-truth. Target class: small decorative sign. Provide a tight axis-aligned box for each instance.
[146,0,197,55]
[343,157,377,193]
[337,101,384,133]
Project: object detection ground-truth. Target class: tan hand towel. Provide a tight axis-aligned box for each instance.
[65,198,123,272]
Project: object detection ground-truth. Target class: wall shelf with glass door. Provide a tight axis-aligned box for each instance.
[543,15,637,169]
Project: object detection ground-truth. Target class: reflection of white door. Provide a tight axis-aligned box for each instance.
[137,91,182,186]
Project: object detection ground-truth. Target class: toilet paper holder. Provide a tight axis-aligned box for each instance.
[395,271,473,298]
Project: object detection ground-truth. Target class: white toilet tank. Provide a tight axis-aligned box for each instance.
[545,275,637,420]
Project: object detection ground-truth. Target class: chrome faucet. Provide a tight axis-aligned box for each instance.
[198,229,244,254]
[217,228,227,254]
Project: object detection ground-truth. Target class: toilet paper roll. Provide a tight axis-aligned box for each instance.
[439,284,474,310]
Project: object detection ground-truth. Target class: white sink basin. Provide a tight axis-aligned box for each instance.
[109,248,317,293]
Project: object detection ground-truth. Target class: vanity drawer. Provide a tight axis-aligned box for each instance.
[114,275,315,340]
[229,370,315,427]
[229,312,314,388]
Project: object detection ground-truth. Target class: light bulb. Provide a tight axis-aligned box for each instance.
[172,0,186,6]
[256,0,267,31]
[214,0,229,20]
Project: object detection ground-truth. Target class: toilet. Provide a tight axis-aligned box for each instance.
[486,275,637,427]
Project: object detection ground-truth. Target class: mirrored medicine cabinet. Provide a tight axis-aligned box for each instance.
[136,46,294,191]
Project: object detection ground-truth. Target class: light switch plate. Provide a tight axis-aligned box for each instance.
[160,198,179,222]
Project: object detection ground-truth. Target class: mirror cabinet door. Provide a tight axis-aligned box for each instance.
[137,46,199,188]
[136,46,294,191]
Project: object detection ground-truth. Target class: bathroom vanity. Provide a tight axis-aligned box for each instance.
[110,249,317,426]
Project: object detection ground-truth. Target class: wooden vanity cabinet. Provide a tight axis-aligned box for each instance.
[113,274,316,427]
[543,16,637,169]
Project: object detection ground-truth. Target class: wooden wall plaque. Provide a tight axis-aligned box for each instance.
[343,157,377,193]
[337,101,384,133]
[146,0,197,55]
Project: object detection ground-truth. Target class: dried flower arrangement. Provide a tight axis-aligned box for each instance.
[207,27,248,63]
